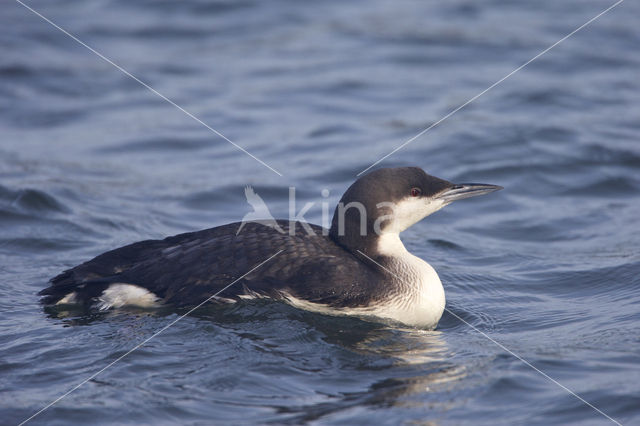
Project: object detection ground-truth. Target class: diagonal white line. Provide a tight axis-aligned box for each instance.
[441,309,622,426]
[14,0,283,177]
[355,249,621,425]
[357,0,626,176]
[20,250,284,426]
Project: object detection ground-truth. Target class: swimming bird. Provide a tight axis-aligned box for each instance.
[40,167,501,329]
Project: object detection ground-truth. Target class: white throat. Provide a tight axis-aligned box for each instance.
[377,197,447,234]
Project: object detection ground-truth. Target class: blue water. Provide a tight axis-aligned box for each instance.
[2,0,639,424]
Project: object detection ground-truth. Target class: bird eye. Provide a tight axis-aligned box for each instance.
[410,187,421,197]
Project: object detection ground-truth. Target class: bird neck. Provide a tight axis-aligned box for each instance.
[329,220,379,257]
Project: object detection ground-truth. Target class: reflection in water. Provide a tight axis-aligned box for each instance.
[44,301,468,422]
[285,310,470,417]
[354,327,449,364]
[351,327,467,409]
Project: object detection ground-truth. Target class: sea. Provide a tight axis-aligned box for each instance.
[1,0,639,424]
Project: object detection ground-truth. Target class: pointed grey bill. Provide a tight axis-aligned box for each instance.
[436,183,503,203]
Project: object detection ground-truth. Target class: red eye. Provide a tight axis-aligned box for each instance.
[410,187,421,197]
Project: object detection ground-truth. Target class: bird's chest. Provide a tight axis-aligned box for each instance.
[381,254,446,329]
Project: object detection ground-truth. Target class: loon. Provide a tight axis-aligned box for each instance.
[40,167,501,329]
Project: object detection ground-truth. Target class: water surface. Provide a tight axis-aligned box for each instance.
[1,0,639,424]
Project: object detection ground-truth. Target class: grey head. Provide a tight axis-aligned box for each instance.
[329,167,502,256]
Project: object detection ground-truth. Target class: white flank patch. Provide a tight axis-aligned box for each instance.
[56,292,78,305]
[96,283,160,311]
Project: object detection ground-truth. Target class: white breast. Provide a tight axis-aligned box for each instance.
[372,233,446,328]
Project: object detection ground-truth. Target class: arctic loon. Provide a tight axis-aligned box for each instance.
[40,167,501,328]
